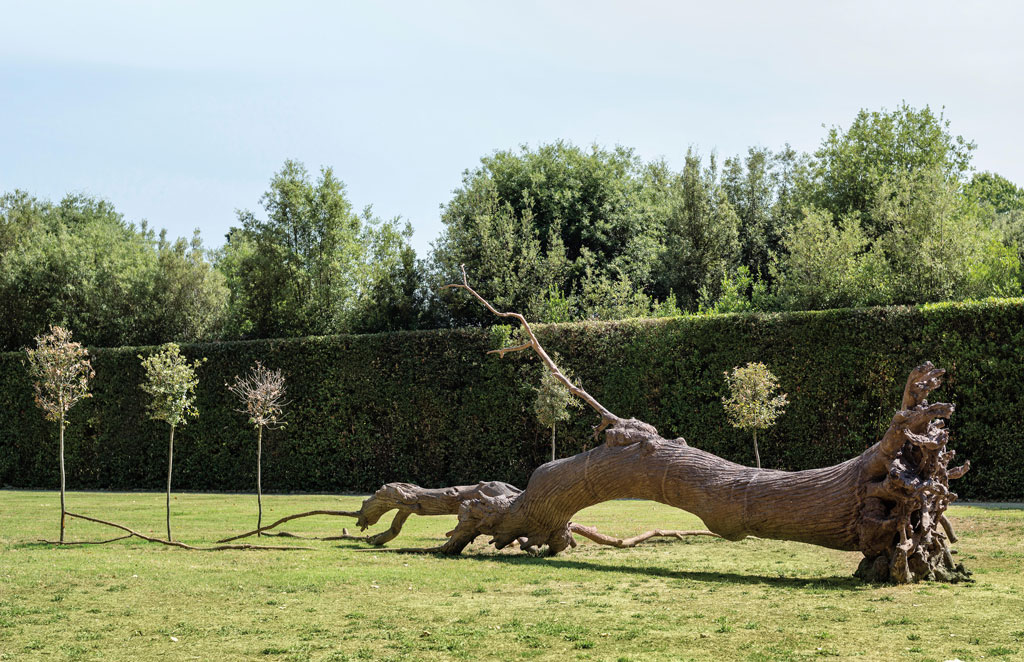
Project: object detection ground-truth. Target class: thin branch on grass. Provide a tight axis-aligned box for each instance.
[217,509,360,543]
[54,511,312,551]
[38,534,132,545]
[567,523,721,547]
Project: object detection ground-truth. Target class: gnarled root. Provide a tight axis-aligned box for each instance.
[854,362,971,583]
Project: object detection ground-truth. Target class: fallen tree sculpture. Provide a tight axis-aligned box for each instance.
[224,268,973,583]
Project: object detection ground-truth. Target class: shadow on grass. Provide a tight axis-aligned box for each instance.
[456,554,867,590]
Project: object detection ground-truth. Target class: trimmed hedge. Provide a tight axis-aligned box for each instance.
[1,299,1022,499]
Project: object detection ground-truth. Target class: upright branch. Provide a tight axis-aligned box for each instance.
[25,325,94,543]
[139,343,204,542]
[443,265,620,434]
[228,362,288,536]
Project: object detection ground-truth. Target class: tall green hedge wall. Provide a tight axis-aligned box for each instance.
[2,299,1022,499]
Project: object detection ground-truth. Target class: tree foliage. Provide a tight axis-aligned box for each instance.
[3,105,1023,338]
[798,103,975,238]
[722,362,788,432]
[0,192,227,351]
[219,161,424,338]
[432,142,738,324]
[533,363,582,462]
[139,343,203,429]
[722,362,788,468]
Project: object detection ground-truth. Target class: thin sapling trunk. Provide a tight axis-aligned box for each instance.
[753,429,760,469]
[59,416,66,542]
[257,425,263,536]
[166,425,175,541]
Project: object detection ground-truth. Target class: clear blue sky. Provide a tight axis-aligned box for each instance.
[2,1,1022,256]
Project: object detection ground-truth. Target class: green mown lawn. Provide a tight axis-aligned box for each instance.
[1,491,1022,661]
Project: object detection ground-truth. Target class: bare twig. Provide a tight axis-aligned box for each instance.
[258,530,371,542]
[227,362,289,429]
[443,265,620,433]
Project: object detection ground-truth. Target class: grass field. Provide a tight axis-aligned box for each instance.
[1,491,1022,661]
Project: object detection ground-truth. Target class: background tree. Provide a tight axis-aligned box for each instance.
[24,325,94,542]
[796,103,975,238]
[722,362,788,468]
[218,161,362,338]
[533,362,581,461]
[0,191,227,351]
[218,161,423,337]
[654,151,741,308]
[139,343,203,541]
[228,362,288,536]
[770,208,884,310]
[5,105,1024,339]
[431,142,675,325]
[721,146,802,284]
[967,171,1024,275]
[348,217,426,334]
[431,142,745,323]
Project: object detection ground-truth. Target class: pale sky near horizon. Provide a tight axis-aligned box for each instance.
[2,1,1022,257]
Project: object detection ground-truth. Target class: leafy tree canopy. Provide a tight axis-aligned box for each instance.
[218,160,424,338]
[797,103,975,238]
[0,191,227,351]
[139,343,204,429]
[431,142,741,324]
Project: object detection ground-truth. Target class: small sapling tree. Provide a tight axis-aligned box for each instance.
[139,343,204,541]
[722,362,788,468]
[227,362,287,536]
[534,360,581,462]
[25,325,94,542]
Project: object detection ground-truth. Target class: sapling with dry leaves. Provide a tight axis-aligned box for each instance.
[139,343,204,542]
[722,362,788,468]
[25,325,94,542]
[228,362,288,536]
